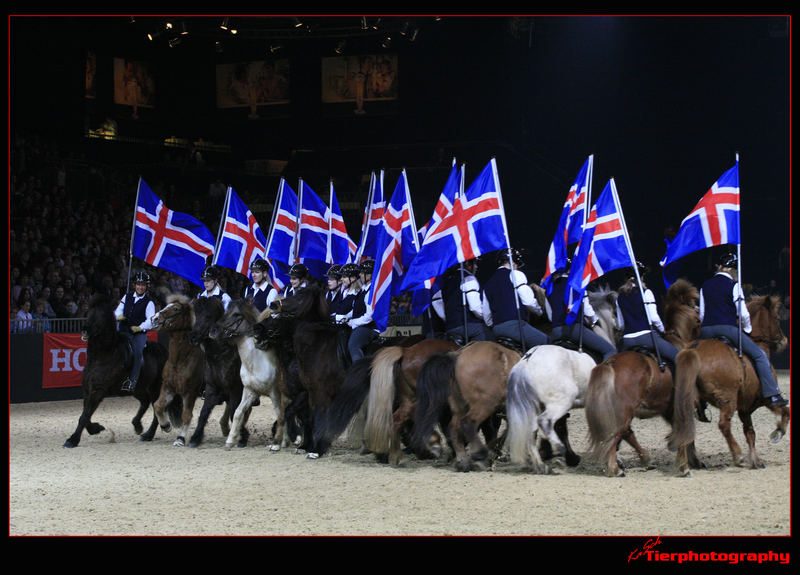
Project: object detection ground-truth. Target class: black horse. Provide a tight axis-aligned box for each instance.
[63,294,179,448]
[187,296,246,448]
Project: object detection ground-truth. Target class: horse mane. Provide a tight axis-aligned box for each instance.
[227,298,261,325]
[167,293,193,305]
[663,279,700,343]
[587,283,617,310]
[747,293,780,315]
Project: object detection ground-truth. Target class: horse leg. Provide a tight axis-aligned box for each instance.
[172,393,198,447]
[64,386,107,448]
[268,386,285,452]
[620,426,654,470]
[226,387,257,450]
[717,403,745,467]
[739,410,765,469]
[553,414,581,467]
[131,396,149,435]
[464,419,490,472]
[140,406,159,441]
[188,387,220,448]
[447,416,471,472]
[537,404,570,467]
[389,400,414,467]
[153,387,177,433]
[219,400,232,438]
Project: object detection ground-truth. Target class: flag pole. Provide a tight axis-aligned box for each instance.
[327,179,334,264]
[294,178,303,264]
[578,154,594,353]
[264,179,282,260]
[356,172,375,263]
[212,187,232,266]
[735,152,743,358]
[611,179,664,370]
[127,177,144,292]
[490,157,527,350]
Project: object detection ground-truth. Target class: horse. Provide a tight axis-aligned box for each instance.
[313,337,460,467]
[63,294,178,448]
[669,294,789,471]
[584,279,705,477]
[186,296,246,448]
[209,299,288,451]
[150,294,205,447]
[411,340,522,472]
[505,285,620,472]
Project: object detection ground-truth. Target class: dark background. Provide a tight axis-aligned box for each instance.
[9,15,790,295]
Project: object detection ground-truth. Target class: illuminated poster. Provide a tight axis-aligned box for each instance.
[113,57,156,118]
[321,54,398,115]
[216,59,290,117]
[85,51,96,99]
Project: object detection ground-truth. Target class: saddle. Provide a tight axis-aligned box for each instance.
[550,337,603,365]
[494,336,523,354]
[627,345,672,374]
[690,335,737,349]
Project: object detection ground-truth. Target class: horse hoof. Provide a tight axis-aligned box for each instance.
[268,444,280,452]
[306,452,320,459]
[173,437,185,447]
[679,469,692,478]
[139,435,153,442]
[188,441,200,448]
[237,440,248,448]
[161,424,172,433]
[769,429,784,444]
[224,443,234,451]
[63,440,77,448]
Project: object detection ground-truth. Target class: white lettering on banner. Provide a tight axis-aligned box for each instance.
[49,348,87,373]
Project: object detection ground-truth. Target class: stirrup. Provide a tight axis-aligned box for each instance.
[121,378,136,392]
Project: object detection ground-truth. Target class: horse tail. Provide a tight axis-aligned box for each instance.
[364,346,403,455]
[410,351,455,457]
[505,360,545,471]
[314,355,373,448]
[667,348,700,451]
[584,363,623,464]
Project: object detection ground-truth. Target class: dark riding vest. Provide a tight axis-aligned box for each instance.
[245,283,270,312]
[617,288,649,335]
[546,276,570,328]
[352,286,377,329]
[121,292,151,335]
[484,267,523,325]
[326,288,341,312]
[701,274,738,328]
[443,271,482,331]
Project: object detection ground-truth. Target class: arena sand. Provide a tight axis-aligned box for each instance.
[10,372,790,538]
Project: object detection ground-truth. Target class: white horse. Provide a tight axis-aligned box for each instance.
[210,300,288,452]
[505,285,619,473]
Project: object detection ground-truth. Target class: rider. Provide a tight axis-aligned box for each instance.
[442,258,492,343]
[116,271,155,392]
[615,261,679,365]
[699,252,788,407]
[325,264,344,317]
[545,259,617,361]
[244,258,278,313]
[346,259,380,362]
[198,265,232,311]
[283,263,310,298]
[333,263,360,322]
[481,248,547,351]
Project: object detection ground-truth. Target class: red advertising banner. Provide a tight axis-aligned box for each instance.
[42,332,157,389]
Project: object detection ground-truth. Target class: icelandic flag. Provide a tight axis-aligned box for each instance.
[131,178,215,287]
[213,187,267,278]
[565,179,630,324]
[367,169,421,332]
[264,178,297,290]
[410,159,460,316]
[326,181,357,265]
[542,155,592,294]
[400,158,509,293]
[660,162,740,287]
[355,170,386,262]
[297,180,331,279]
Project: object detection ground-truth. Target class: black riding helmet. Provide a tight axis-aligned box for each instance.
[497,247,526,268]
[626,260,649,281]
[359,259,375,276]
[289,263,309,279]
[249,258,269,273]
[326,264,343,280]
[719,252,738,269]
[341,263,360,279]
[201,265,220,281]
[134,271,150,284]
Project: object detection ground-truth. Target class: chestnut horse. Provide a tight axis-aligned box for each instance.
[150,294,205,447]
[670,294,789,470]
[411,340,522,472]
[584,279,704,477]
[314,337,459,467]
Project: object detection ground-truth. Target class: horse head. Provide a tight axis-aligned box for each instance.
[189,296,225,345]
[84,294,118,344]
[269,283,330,322]
[587,284,619,344]
[663,279,701,343]
[210,299,259,341]
[151,294,194,333]
[747,295,787,356]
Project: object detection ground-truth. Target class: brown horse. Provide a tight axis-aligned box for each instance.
[585,279,704,477]
[150,294,205,447]
[411,340,522,472]
[670,294,789,470]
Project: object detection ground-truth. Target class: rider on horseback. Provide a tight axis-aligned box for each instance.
[442,258,493,343]
[244,258,278,313]
[325,264,344,318]
[283,263,310,298]
[699,253,788,407]
[481,248,548,351]
[545,258,617,361]
[615,261,679,365]
[199,265,232,311]
[346,259,380,362]
[116,271,155,392]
